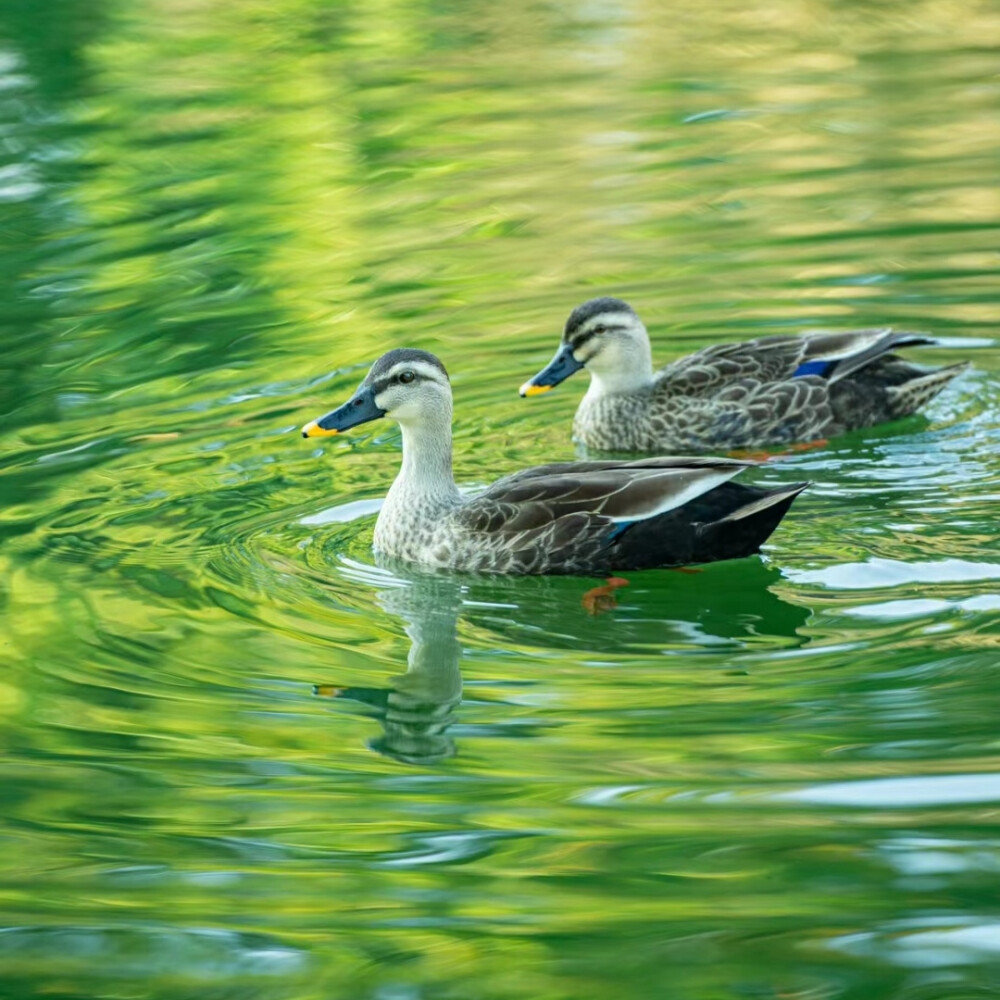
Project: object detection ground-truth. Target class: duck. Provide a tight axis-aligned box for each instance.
[301,348,807,575]
[519,297,968,453]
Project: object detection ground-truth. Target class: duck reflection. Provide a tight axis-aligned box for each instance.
[461,557,812,654]
[317,572,464,766]
[316,554,812,765]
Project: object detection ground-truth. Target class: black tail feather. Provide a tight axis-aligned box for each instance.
[608,481,807,569]
[693,482,809,563]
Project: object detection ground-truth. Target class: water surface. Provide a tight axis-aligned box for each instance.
[2,1,999,997]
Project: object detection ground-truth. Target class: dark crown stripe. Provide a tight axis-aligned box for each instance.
[563,297,636,340]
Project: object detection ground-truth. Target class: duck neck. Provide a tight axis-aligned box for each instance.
[391,410,461,510]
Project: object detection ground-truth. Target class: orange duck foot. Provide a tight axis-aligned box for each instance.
[581,576,629,616]
[728,438,829,462]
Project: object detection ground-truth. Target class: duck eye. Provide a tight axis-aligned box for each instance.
[592,325,606,335]
[398,370,416,384]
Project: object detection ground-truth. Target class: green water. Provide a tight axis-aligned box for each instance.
[2,0,999,997]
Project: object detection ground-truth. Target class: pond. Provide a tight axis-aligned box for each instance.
[1,1,999,997]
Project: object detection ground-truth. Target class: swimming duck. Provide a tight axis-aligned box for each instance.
[520,297,967,452]
[302,348,807,575]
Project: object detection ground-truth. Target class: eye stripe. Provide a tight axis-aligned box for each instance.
[570,320,629,346]
[376,361,449,386]
[401,363,443,381]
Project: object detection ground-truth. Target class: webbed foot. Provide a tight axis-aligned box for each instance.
[728,438,829,461]
[581,576,629,615]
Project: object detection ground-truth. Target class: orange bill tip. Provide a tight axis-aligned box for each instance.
[301,420,339,438]
[519,381,553,398]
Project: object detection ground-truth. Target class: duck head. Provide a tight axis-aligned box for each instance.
[302,348,452,437]
[519,297,654,397]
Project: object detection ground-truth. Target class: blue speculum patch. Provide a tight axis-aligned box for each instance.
[793,359,838,378]
[606,521,636,543]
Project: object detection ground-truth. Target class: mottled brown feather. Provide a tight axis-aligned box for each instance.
[572,324,961,452]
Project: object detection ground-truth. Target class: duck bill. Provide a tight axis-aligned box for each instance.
[519,344,585,397]
[302,385,386,438]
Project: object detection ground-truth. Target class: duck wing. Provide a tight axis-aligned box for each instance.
[656,328,934,396]
[674,374,839,447]
[452,458,806,573]
[457,457,754,535]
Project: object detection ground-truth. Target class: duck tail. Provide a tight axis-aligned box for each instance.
[715,481,811,525]
[826,331,934,384]
[886,362,969,416]
[694,481,809,562]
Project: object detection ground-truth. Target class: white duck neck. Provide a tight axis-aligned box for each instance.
[391,407,461,507]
